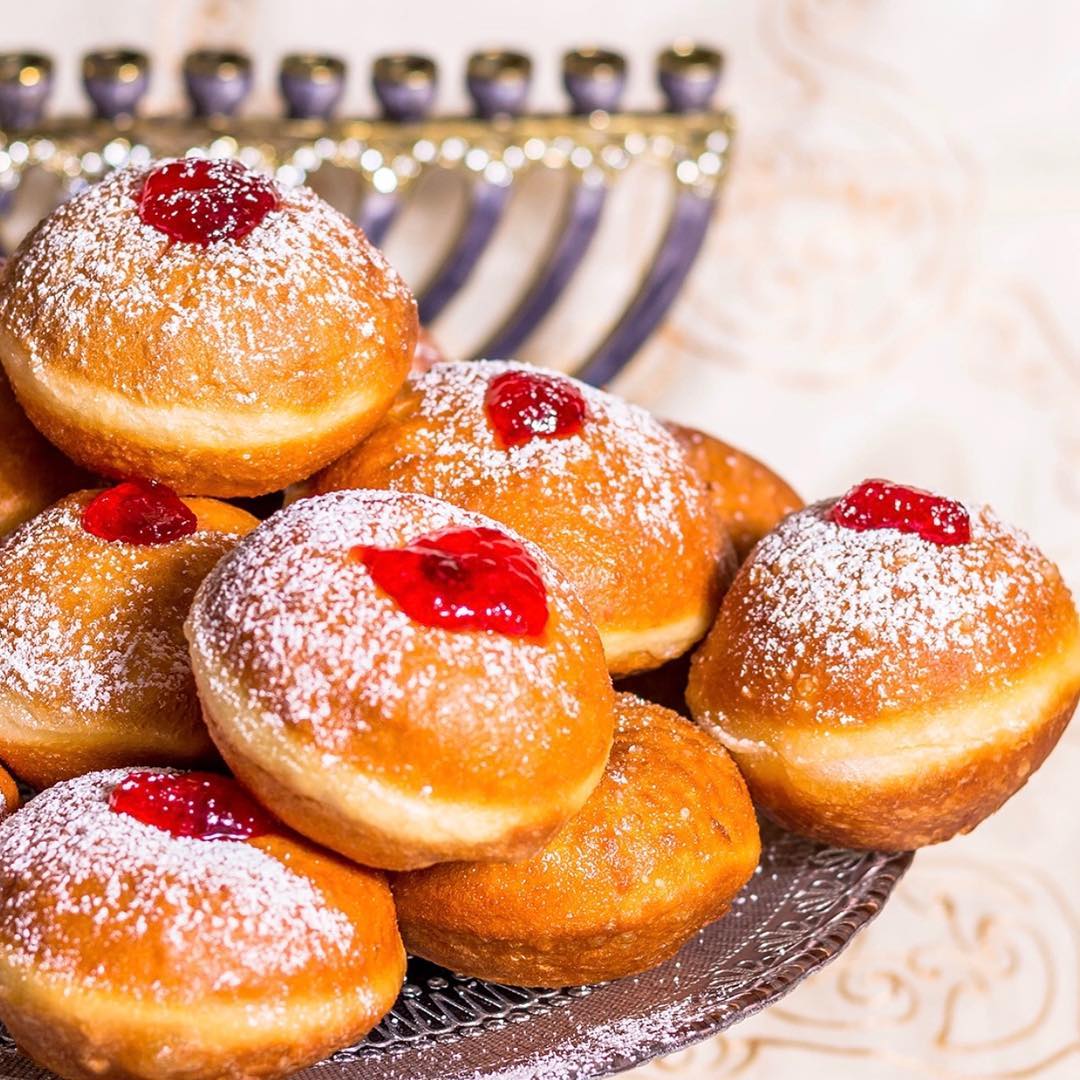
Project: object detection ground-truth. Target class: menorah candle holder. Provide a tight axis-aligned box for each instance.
[0,43,733,386]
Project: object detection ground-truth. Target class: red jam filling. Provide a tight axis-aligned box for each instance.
[137,157,279,244]
[109,771,276,841]
[354,525,549,637]
[484,369,587,448]
[830,479,971,546]
[82,479,197,545]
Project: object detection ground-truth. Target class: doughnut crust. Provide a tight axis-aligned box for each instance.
[0,770,404,1080]
[0,369,87,538]
[0,765,18,822]
[688,500,1080,849]
[308,361,728,676]
[0,161,417,497]
[392,693,760,986]
[666,421,803,561]
[0,491,257,787]
[186,489,615,871]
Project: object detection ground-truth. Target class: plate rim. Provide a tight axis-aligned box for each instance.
[594,846,915,1078]
[330,843,915,1080]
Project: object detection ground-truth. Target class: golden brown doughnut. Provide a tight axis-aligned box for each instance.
[665,421,803,561]
[0,764,18,821]
[392,692,761,987]
[186,489,616,871]
[0,369,87,538]
[0,768,404,1080]
[0,486,257,787]
[0,158,417,497]
[308,360,729,676]
[688,486,1080,850]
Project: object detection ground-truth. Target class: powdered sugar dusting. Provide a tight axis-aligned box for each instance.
[0,159,408,406]
[188,490,594,772]
[360,360,704,552]
[488,996,694,1080]
[727,499,1065,721]
[0,496,238,715]
[369,987,699,1080]
[0,769,355,999]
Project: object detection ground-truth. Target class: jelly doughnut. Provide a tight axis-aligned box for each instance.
[688,480,1080,849]
[0,484,257,786]
[308,360,729,676]
[186,489,615,871]
[392,693,760,986]
[0,769,404,1080]
[0,157,417,497]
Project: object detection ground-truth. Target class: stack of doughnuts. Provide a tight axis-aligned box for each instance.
[305,359,733,675]
[0,156,1073,1080]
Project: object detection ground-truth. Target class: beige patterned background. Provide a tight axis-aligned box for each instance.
[6,1,1079,1077]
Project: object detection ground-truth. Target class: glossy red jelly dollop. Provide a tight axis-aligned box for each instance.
[137,157,279,244]
[82,479,197,545]
[109,771,276,841]
[831,479,971,546]
[355,525,549,637]
[484,369,588,448]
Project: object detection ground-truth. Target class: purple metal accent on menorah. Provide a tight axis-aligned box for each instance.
[416,51,530,324]
[280,54,347,120]
[480,177,608,360]
[577,44,725,384]
[0,54,52,131]
[577,188,715,386]
[0,42,732,387]
[183,51,253,118]
[478,49,625,359]
[82,49,151,120]
[359,55,439,246]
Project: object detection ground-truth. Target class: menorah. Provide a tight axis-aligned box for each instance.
[0,45,732,386]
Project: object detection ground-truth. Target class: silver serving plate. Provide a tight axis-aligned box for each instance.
[0,821,911,1079]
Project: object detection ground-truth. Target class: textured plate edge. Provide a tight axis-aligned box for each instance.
[354,846,916,1080]
[594,848,916,1079]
